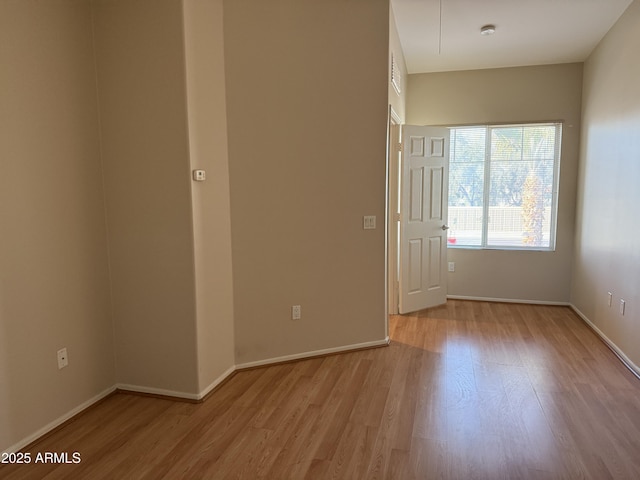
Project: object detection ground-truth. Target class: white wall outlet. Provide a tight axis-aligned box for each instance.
[363,216,376,230]
[57,348,68,369]
[620,299,626,316]
[192,169,206,181]
[448,262,455,272]
[292,305,301,320]
[607,292,613,307]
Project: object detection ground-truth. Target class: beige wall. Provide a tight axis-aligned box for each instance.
[2,0,391,450]
[224,0,390,364]
[92,0,199,393]
[183,0,236,391]
[573,1,640,368]
[407,64,583,302]
[0,0,114,451]
[0,0,237,451]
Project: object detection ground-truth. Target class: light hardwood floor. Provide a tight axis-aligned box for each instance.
[3,301,640,479]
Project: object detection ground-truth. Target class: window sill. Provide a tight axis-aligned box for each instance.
[447,245,555,252]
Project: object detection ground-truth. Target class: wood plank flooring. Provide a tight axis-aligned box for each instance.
[3,301,640,479]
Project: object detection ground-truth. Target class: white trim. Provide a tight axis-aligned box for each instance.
[197,365,237,399]
[390,107,401,125]
[570,304,640,380]
[117,364,237,401]
[115,383,201,401]
[4,340,390,452]
[3,385,116,454]
[236,337,390,370]
[447,295,570,306]
[387,108,401,318]
[118,338,393,398]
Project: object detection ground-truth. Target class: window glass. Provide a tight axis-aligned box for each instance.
[447,123,561,250]
[448,127,486,247]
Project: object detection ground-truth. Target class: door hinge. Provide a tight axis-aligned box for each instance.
[394,212,401,222]
[397,142,403,153]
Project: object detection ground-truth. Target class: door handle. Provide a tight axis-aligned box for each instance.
[441,225,450,230]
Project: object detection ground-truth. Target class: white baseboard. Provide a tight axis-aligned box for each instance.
[447,295,570,306]
[197,365,237,400]
[570,304,640,380]
[117,338,391,398]
[116,365,237,401]
[115,383,202,401]
[5,339,389,453]
[4,385,117,454]
[235,337,391,370]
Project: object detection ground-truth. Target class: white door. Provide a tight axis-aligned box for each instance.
[398,125,450,314]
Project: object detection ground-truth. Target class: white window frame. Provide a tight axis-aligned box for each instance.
[447,122,562,251]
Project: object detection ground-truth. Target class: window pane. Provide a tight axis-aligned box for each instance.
[523,125,556,160]
[447,123,560,250]
[448,128,485,246]
[491,127,523,162]
[487,126,556,247]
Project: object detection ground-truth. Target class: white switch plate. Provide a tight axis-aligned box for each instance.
[57,348,68,369]
[363,216,376,229]
[607,292,613,307]
[620,299,626,315]
[448,262,455,272]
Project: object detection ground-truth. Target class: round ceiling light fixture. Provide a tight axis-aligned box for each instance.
[480,24,496,35]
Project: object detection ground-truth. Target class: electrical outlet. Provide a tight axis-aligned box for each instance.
[448,262,455,272]
[363,216,376,230]
[57,348,68,369]
[292,305,301,320]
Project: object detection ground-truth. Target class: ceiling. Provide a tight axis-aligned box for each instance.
[392,0,633,74]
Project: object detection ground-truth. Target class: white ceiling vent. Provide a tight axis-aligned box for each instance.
[391,53,402,95]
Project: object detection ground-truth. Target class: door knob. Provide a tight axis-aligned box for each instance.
[441,225,450,230]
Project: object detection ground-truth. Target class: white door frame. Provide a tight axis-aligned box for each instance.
[387,107,402,315]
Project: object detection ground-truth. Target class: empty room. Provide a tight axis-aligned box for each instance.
[1,0,639,478]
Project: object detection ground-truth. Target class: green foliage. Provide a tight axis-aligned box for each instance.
[522,172,545,246]
[448,124,557,247]
[449,125,555,210]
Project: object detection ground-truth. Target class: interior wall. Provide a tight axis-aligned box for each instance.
[93,0,199,394]
[407,63,583,303]
[183,0,236,391]
[224,0,390,365]
[573,0,640,368]
[389,4,407,123]
[0,0,114,451]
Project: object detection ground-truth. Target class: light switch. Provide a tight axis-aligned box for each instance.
[363,216,376,230]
